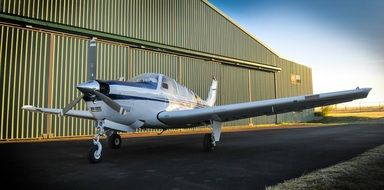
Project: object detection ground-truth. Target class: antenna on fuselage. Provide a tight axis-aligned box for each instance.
[88,37,97,81]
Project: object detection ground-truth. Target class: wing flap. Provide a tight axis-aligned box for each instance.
[22,105,94,120]
[158,88,371,126]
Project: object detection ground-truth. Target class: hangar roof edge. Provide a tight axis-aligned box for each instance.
[203,0,305,66]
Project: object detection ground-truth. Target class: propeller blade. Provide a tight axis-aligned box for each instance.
[88,38,97,81]
[93,90,127,115]
[62,94,84,116]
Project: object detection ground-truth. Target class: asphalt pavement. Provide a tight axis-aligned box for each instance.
[1,123,384,190]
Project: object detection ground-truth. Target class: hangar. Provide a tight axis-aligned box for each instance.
[0,0,313,141]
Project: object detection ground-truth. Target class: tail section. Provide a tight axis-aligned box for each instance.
[205,78,218,107]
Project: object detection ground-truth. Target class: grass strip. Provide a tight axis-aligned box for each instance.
[267,144,384,190]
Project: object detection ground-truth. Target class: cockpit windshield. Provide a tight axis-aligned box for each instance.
[132,73,159,83]
[130,73,159,89]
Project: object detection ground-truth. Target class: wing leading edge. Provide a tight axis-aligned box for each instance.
[21,105,94,120]
[158,88,371,127]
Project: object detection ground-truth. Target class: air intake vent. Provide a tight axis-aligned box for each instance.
[99,81,110,94]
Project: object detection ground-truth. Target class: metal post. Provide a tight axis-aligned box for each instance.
[274,72,278,124]
[248,70,252,126]
[45,33,55,138]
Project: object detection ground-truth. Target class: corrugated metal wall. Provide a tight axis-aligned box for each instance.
[275,59,314,123]
[0,0,278,67]
[0,0,314,141]
[250,70,276,124]
[51,34,93,138]
[132,49,179,80]
[180,57,222,103]
[221,65,250,126]
[0,23,314,140]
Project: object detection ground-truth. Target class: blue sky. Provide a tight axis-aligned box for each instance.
[209,0,384,103]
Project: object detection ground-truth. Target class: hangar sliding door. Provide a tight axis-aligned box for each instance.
[0,25,50,140]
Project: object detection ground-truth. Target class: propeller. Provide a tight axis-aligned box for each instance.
[62,84,128,116]
[93,90,127,115]
[61,37,127,116]
[61,94,84,115]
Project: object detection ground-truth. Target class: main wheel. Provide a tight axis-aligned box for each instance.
[108,133,122,149]
[203,134,215,152]
[89,145,102,163]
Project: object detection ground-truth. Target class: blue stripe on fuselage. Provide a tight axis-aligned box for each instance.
[107,94,169,103]
[104,94,207,108]
[106,81,157,89]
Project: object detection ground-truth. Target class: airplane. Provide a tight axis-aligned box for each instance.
[21,40,372,163]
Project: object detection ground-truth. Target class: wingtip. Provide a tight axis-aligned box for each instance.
[355,87,372,98]
[22,105,37,111]
[356,87,372,90]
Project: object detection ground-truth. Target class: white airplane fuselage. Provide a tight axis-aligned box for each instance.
[80,74,209,131]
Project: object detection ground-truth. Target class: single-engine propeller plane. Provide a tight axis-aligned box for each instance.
[22,39,371,163]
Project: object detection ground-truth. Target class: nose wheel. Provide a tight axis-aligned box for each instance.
[89,144,102,163]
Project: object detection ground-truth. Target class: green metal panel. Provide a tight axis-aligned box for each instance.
[276,59,314,123]
[179,57,222,103]
[249,70,276,124]
[220,64,250,126]
[0,25,49,140]
[0,24,137,140]
[131,48,179,79]
[1,0,279,67]
[97,41,130,80]
[0,13,281,72]
[50,34,93,137]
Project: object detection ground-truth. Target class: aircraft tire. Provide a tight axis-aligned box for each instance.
[203,134,215,152]
[89,145,102,163]
[108,133,121,149]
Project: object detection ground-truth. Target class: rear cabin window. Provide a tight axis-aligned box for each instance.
[161,76,177,95]
[188,89,196,101]
[178,84,189,98]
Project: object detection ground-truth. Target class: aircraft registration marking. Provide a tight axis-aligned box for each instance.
[90,106,102,112]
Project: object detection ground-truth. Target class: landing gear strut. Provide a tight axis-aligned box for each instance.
[89,123,104,163]
[108,132,122,149]
[203,120,221,152]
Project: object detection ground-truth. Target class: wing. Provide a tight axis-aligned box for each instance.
[22,105,94,120]
[158,88,371,127]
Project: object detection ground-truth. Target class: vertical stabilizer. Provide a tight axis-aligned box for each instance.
[205,78,218,107]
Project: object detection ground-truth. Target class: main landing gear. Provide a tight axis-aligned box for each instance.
[88,121,122,163]
[203,134,216,151]
[108,132,122,149]
[203,120,222,152]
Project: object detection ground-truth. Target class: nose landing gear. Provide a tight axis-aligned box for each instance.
[88,121,124,163]
[89,125,104,163]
